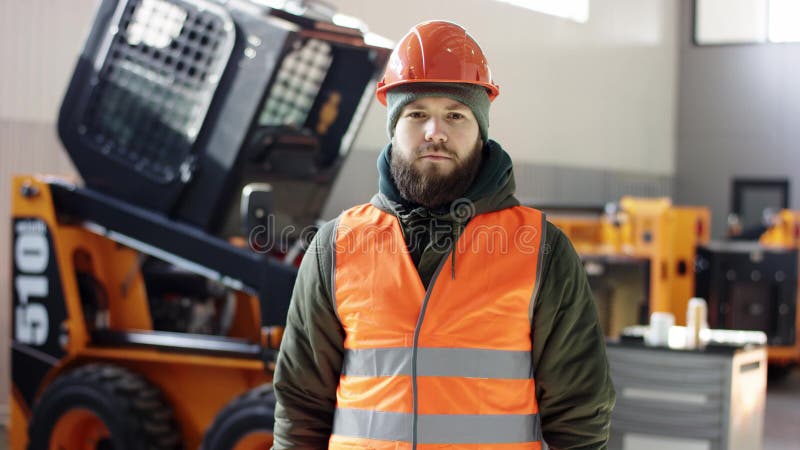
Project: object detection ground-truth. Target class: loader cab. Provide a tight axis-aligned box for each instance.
[50,0,390,336]
[58,0,391,246]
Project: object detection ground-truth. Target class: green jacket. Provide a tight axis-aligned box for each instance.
[273,140,615,449]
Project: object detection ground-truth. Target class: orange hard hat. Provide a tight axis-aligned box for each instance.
[376,21,499,105]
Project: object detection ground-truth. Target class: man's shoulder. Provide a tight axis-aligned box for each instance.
[498,206,568,244]
[543,219,568,245]
[310,217,339,248]
[309,202,380,245]
[540,219,584,278]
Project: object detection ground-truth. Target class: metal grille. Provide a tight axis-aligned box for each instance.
[81,0,234,183]
[258,38,333,127]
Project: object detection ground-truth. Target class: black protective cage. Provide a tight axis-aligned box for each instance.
[59,0,391,237]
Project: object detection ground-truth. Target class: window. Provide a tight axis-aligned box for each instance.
[695,0,800,45]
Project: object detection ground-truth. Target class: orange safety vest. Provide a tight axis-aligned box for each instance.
[330,203,546,450]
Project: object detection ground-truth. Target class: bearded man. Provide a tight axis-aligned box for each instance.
[272,20,615,450]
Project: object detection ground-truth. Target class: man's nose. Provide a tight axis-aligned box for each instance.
[424,117,447,143]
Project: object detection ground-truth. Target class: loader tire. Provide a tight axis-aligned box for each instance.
[201,384,275,450]
[27,363,181,450]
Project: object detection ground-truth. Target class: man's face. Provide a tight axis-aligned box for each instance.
[390,96,483,209]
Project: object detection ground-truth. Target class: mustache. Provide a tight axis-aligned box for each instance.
[415,142,456,157]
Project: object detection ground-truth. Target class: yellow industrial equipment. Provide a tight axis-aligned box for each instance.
[549,197,711,336]
[559,199,800,372]
[760,209,800,248]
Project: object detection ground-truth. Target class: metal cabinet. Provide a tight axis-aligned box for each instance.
[607,341,766,450]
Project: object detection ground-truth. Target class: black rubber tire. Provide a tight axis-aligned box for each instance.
[27,363,182,450]
[201,384,275,450]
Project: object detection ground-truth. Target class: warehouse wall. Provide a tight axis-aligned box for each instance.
[322,0,679,216]
[676,2,800,238]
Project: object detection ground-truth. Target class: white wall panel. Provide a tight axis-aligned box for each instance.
[329,0,678,174]
[0,1,98,123]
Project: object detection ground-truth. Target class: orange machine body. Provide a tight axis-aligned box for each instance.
[10,175,271,449]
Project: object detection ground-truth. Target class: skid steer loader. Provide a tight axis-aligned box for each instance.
[9,0,391,448]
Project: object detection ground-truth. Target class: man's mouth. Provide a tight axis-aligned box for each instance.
[419,153,453,161]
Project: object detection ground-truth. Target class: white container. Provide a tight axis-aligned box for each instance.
[645,312,674,347]
[686,297,709,349]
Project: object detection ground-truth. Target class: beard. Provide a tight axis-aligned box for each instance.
[390,138,484,209]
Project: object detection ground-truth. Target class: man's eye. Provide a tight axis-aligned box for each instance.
[407,111,426,119]
[448,112,465,120]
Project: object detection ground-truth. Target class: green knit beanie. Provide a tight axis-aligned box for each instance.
[386,82,490,142]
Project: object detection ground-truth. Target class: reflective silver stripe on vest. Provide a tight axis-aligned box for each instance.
[332,408,542,444]
[342,347,532,379]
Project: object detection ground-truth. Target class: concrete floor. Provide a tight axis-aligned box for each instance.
[763,367,800,449]
[1,369,799,449]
